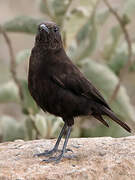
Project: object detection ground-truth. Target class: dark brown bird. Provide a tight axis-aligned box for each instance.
[28,21,131,163]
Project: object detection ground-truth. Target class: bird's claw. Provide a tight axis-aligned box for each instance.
[34,148,57,157]
[34,148,73,157]
[42,153,77,163]
[42,154,63,163]
[65,148,73,153]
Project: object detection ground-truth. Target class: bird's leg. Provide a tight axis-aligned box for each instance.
[34,123,67,157]
[43,126,72,163]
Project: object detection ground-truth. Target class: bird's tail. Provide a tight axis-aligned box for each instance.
[93,114,109,128]
[101,106,131,133]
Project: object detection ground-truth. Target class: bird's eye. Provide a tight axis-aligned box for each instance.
[54,27,59,32]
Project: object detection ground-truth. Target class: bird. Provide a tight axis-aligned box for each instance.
[28,21,131,163]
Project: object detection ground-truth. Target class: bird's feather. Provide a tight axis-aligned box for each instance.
[51,63,111,110]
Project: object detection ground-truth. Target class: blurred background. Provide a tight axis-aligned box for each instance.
[0,0,135,142]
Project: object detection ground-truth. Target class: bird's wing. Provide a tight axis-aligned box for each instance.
[51,65,111,109]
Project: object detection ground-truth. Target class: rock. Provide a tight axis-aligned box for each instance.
[0,136,135,179]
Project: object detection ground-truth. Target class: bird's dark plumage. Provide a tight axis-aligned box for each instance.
[28,21,131,162]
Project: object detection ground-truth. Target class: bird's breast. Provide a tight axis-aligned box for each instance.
[28,71,61,114]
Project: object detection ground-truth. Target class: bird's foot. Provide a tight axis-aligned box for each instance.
[42,152,77,163]
[34,148,57,157]
[64,148,73,153]
[34,148,73,157]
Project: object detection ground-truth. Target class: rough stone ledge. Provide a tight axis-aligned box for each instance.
[0,136,135,180]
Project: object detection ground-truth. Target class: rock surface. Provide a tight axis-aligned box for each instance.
[0,136,135,180]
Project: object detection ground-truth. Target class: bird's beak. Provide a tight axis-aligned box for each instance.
[40,24,49,34]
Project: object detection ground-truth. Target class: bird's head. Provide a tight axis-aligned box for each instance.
[35,21,63,50]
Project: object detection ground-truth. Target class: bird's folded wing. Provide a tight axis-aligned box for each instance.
[51,74,110,109]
